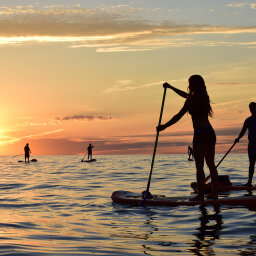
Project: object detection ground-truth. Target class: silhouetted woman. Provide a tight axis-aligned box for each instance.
[157,75,218,201]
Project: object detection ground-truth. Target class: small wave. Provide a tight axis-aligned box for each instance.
[28,234,85,241]
[32,184,61,189]
[0,203,43,208]
[0,222,37,229]
[0,184,25,190]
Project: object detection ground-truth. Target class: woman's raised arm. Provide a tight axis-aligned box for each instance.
[163,82,188,98]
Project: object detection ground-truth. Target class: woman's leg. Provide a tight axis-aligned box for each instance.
[193,142,205,199]
[204,143,218,198]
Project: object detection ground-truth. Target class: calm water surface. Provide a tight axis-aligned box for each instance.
[0,154,255,255]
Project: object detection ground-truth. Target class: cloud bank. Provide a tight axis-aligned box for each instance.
[0,5,255,51]
[0,123,248,154]
[56,115,113,121]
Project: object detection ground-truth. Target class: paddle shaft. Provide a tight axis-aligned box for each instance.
[216,141,236,168]
[205,141,237,182]
[81,154,87,162]
[145,87,167,193]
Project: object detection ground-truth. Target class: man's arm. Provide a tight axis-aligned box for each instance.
[235,119,248,143]
[163,82,188,99]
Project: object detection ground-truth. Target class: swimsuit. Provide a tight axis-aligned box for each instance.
[193,126,216,144]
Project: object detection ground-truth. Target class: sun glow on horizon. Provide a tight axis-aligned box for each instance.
[0,0,255,155]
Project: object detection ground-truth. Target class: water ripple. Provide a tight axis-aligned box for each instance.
[0,154,254,255]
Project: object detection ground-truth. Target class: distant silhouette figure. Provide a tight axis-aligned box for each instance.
[157,75,218,201]
[87,143,94,160]
[24,143,31,163]
[235,102,256,186]
[188,145,194,160]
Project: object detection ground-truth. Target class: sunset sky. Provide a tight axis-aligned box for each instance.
[0,0,255,155]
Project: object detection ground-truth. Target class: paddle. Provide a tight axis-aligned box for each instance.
[142,86,167,203]
[81,154,87,162]
[204,141,237,183]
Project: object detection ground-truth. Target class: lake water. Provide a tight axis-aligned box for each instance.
[0,154,255,255]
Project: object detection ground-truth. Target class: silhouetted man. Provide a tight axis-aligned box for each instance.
[235,102,256,186]
[87,143,94,160]
[24,143,31,163]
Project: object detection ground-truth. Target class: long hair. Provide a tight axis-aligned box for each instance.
[188,75,213,117]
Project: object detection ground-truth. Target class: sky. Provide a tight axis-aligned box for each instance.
[0,0,255,155]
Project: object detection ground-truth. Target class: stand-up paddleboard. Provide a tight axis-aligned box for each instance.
[191,175,256,193]
[191,182,256,193]
[112,190,256,207]
[18,159,38,163]
[81,159,96,163]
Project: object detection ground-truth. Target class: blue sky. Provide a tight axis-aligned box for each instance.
[1,0,255,26]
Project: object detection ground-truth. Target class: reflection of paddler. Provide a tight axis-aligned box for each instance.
[87,143,94,160]
[190,205,222,255]
[24,143,31,163]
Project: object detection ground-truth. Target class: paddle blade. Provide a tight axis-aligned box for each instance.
[142,190,153,199]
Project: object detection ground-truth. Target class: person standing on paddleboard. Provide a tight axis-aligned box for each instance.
[157,75,218,201]
[235,102,256,186]
[24,143,31,163]
[87,143,94,160]
[188,145,194,160]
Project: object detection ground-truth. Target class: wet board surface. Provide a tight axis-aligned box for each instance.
[111,190,256,207]
[191,183,256,193]
[81,159,97,162]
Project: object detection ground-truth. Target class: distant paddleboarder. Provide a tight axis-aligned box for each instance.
[235,102,256,186]
[87,143,94,160]
[188,145,194,160]
[24,143,31,163]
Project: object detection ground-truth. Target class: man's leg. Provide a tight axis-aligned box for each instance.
[248,145,256,185]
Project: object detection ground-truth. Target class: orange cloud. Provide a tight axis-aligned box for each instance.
[55,115,113,121]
